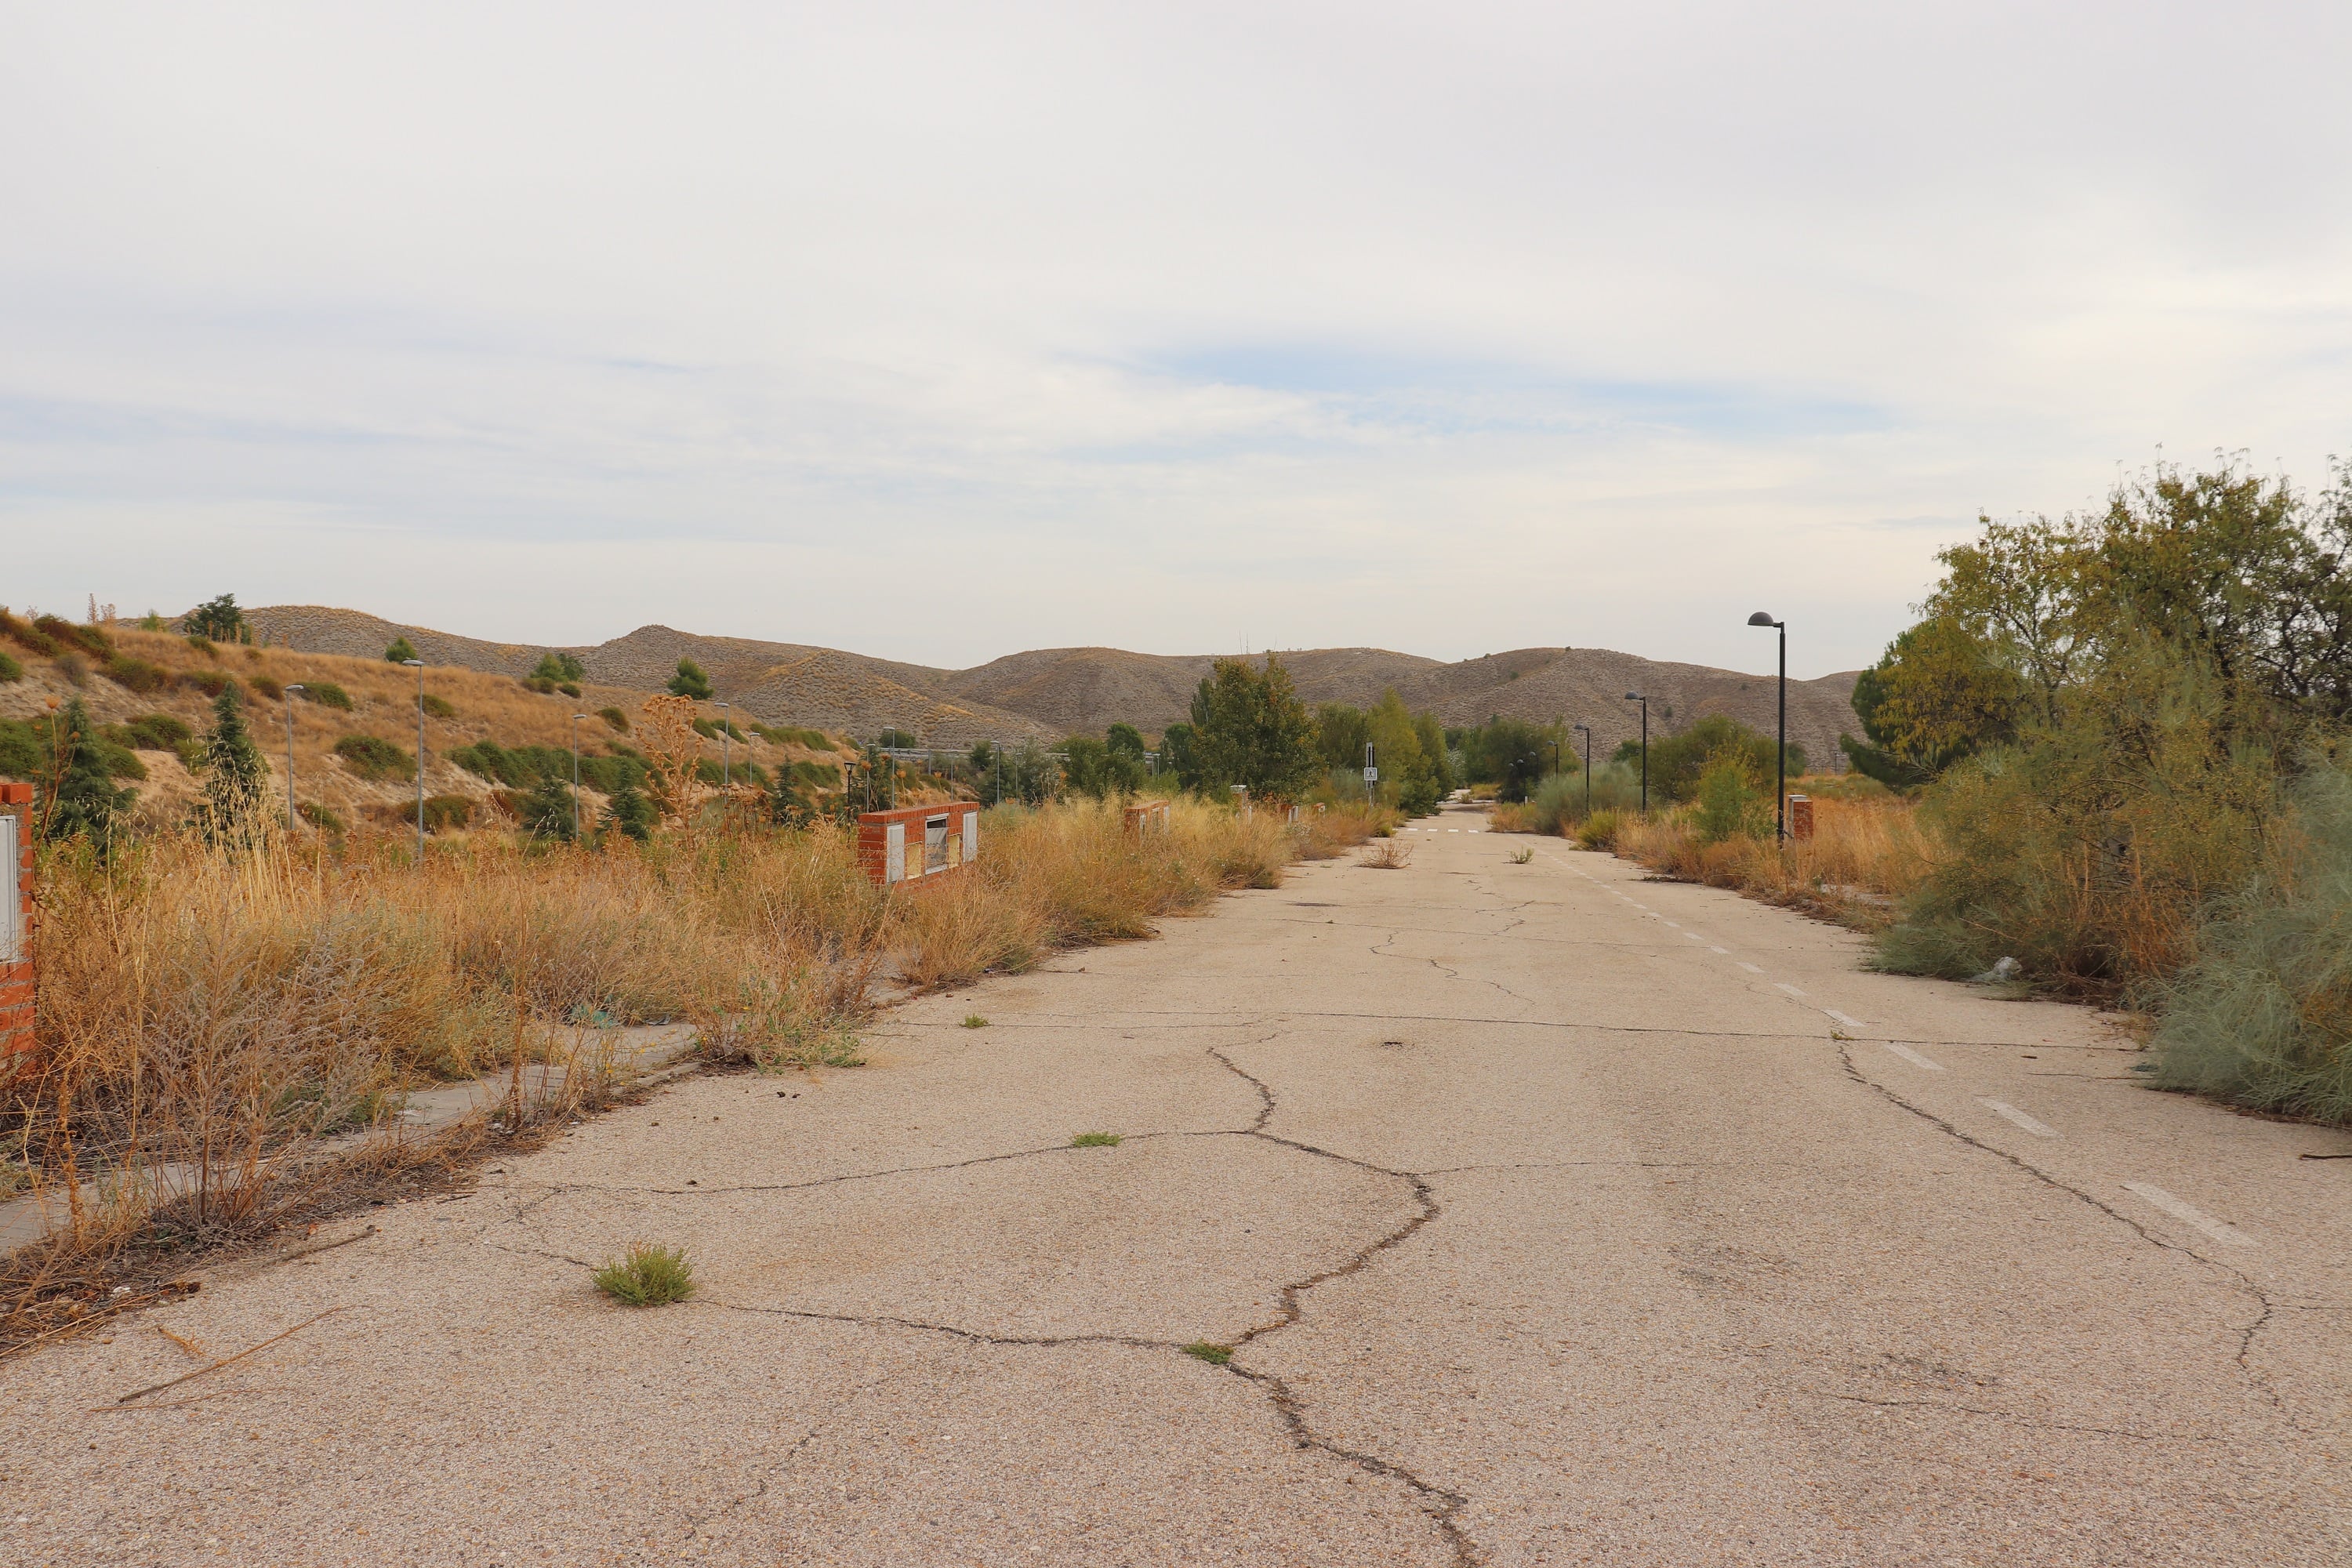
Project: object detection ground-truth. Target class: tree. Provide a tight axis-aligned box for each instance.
[517,774,578,842]
[1105,723,1147,762]
[41,699,136,851]
[385,636,418,664]
[531,652,586,683]
[668,659,714,701]
[603,782,656,842]
[769,763,816,827]
[1840,617,2021,789]
[1186,657,1319,800]
[1160,722,1203,790]
[193,687,269,845]
[1062,735,1145,799]
[1470,718,1555,802]
[1312,702,1371,774]
[184,593,249,644]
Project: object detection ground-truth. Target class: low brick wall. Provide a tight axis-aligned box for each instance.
[856,803,981,887]
[0,783,34,1086]
[1123,800,1170,837]
[1788,794,1815,841]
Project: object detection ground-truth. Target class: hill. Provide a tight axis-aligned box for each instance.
[230,606,1863,766]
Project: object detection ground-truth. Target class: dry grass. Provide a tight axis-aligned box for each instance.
[5,793,1345,1340]
[1358,839,1414,869]
[1606,796,1938,927]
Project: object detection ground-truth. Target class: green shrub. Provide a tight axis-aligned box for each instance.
[517,775,579,841]
[597,706,628,733]
[101,654,170,694]
[34,615,111,656]
[118,713,194,750]
[333,734,414,782]
[385,636,418,663]
[667,659,714,701]
[297,800,347,833]
[0,611,62,658]
[0,719,39,779]
[755,724,834,750]
[0,651,20,683]
[521,676,557,695]
[531,652,586,684]
[420,794,472,833]
[138,612,165,632]
[691,717,749,742]
[1692,754,1770,844]
[302,682,354,711]
[179,669,238,698]
[604,782,656,841]
[43,698,137,847]
[247,674,284,701]
[185,635,217,658]
[183,594,248,644]
[1577,810,1624,850]
[419,693,456,719]
[593,1243,695,1307]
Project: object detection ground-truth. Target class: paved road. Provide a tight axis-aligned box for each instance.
[9,804,2350,1564]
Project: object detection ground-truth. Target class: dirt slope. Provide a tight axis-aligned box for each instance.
[233,607,1860,762]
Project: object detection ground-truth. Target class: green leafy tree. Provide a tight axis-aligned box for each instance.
[667,659,714,700]
[183,593,249,643]
[194,687,269,845]
[1840,617,2020,789]
[1611,714,1800,806]
[603,781,657,842]
[1186,657,1318,800]
[42,699,136,850]
[385,636,419,663]
[517,774,579,841]
[530,652,586,684]
[1105,723,1146,761]
[1160,722,1202,790]
[1312,702,1371,774]
[1472,717,1556,802]
[1061,735,1145,800]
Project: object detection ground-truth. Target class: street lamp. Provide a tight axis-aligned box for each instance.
[281,684,307,830]
[571,713,590,843]
[402,659,426,862]
[714,701,731,790]
[1363,740,1377,804]
[1748,612,1788,841]
[1572,723,1592,817]
[1624,693,1650,815]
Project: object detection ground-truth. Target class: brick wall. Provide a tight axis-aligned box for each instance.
[1122,801,1170,837]
[0,783,34,1085]
[856,803,981,887]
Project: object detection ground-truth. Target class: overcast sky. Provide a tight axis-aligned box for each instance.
[6,2,2347,677]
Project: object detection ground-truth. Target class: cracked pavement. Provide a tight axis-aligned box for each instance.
[8,802,2351,1564]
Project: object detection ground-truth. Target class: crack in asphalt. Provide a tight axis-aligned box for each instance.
[1794,1389,2194,1444]
[1835,1040,2295,1426]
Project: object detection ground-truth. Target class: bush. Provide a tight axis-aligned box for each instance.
[0,610,63,657]
[0,719,40,779]
[101,655,170,694]
[593,1243,695,1307]
[301,682,354,711]
[1691,754,1771,844]
[421,795,473,833]
[34,615,111,656]
[333,734,414,782]
[517,775,579,841]
[668,659,713,701]
[297,800,347,833]
[179,669,238,698]
[183,593,248,643]
[597,706,629,733]
[603,782,656,842]
[755,723,833,750]
[56,652,89,687]
[1577,810,1624,850]
[385,637,418,663]
[247,674,284,701]
[119,713,194,750]
[420,693,456,719]
[45,698,138,848]
[0,651,19,683]
[185,636,217,659]
[2152,764,2352,1123]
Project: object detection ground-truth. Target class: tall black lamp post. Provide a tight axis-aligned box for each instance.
[1572,723,1591,816]
[1747,612,1788,841]
[1623,692,1649,815]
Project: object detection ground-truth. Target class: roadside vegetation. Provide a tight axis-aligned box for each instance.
[1494,454,2352,1126]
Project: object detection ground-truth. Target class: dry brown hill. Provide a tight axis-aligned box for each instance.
[231,607,1862,766]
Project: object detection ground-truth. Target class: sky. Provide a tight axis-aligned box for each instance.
[5,2,2348,679]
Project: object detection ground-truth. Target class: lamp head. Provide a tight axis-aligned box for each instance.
[285,683,306,693]
[401,659,423,669]
[1573,723,1588,733]
[572,713,590,721]
[1624,691,1642,702]
[1747,612,1778,627]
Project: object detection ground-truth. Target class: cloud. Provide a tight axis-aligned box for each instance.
[3,1,2348,677]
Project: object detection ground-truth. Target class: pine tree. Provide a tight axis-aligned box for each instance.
[194,687,269,846]
[385,636,418,663]
[667,659,713,700]
[517,774,578,841]
[42,698,136,851]
[603,781,657,842]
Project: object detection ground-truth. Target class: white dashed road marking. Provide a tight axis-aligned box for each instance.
[2122,1182,2257,1247]
[1774,982,1807,998]
[1824,1009,1865,1029]
[1980,1098,2059,1138]
[1737,962,1763,975]
[1882,1043,1947,1073]
[1708,946,1728,954]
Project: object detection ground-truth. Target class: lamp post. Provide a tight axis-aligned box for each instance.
[1572,723,1591,816]
[714,701,731,790]
[1624,692,1649,815]
[402,659,426,862]
[1363,740,1376,804]
[571,713,590,843]
[281,684,307,829]
[1748,612,1788,841]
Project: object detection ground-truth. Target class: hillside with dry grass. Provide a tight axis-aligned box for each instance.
[0,622,844,833]
[223,604,1860,762]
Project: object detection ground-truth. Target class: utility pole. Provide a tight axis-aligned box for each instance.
[1624,692,1649,815]
[282,684,307,829]
[1748,612,1788,841]
[404,659,426,862]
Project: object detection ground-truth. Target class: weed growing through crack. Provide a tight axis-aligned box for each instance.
[961,1014,989,1029]
[1359,840,1412,869]
[593,1243,696,1307]
[1070,1131,1122,1148]
[1181,1341,1233,1365]
[1507,846,1534,864]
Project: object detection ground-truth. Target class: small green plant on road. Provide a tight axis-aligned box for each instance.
[1508,846,1534,863]
[961,1014,989,1029]
[1180,1342,1233,1365]
[1070,1131,1121,1147]
[593,1243,695,1306]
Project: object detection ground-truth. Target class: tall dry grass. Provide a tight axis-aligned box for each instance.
[5,794,1358,1330]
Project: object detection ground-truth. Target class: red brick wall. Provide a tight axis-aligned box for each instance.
[0,782,34,1085]
[856,804,981,887]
